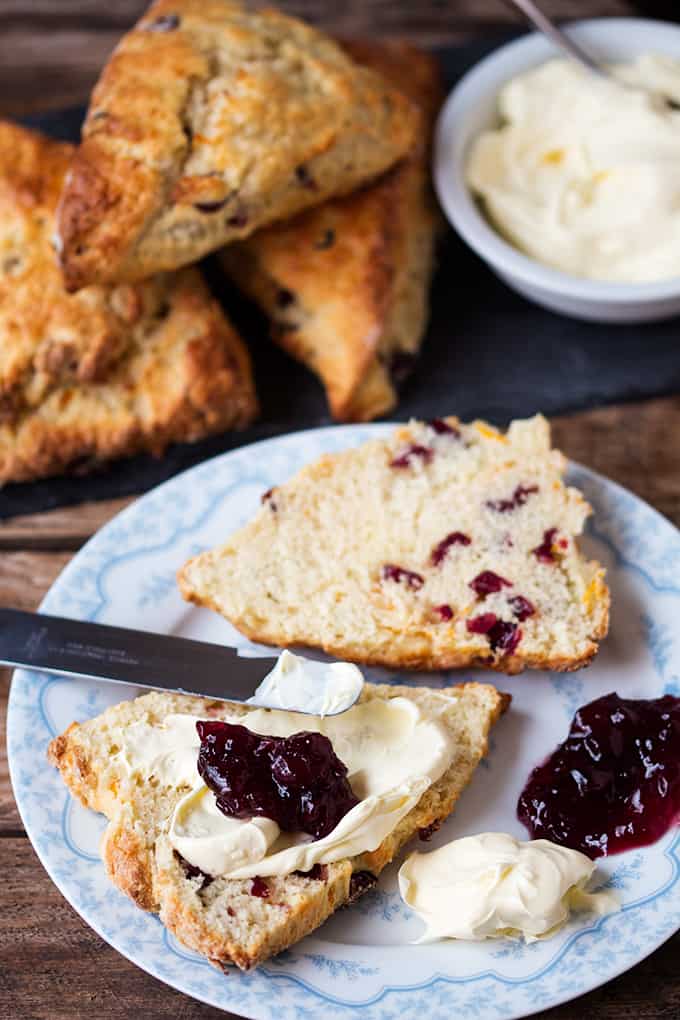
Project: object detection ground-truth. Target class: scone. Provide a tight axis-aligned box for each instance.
[48,681,509,969]
[179,415,610,673]
[0,120,257,484]
[220,40,443,422]
[56,0,419,290]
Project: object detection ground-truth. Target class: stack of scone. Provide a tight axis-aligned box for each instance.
[1,0,444,484]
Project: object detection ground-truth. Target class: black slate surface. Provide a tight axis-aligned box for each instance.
[4,35,680,518]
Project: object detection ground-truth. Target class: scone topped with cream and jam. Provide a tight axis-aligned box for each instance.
[57,0,418,289]
[49,679,508,969]
[179,414,609,673]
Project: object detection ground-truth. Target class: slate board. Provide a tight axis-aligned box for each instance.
[4,35,680,518]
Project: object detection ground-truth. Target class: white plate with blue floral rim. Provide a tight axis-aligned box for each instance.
[8,424,680,1020]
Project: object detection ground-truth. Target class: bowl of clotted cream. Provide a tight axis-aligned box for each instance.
[434,18,680,322]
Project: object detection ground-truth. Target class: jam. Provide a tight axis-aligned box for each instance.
[517,692,680,858]
[196,721,359,840]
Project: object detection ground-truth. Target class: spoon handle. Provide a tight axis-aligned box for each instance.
[506,0,605,78]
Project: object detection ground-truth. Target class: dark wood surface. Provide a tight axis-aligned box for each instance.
[1,2,680,1018]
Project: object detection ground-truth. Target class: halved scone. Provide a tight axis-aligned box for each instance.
[179,415,609,673]
[48,682,508,969]
[56,0,419,289]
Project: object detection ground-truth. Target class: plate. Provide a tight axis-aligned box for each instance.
[8,424,680,1020]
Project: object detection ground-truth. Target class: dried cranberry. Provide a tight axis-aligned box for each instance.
[296,863,326,881]
[176,852,213,890]
[418,820,441,841]
[434,603,453,622]
[431,531,471,566]
[466,613,498,635]
[486,484,539,513]
[261,487,277,510]
[487,620,521,654]
[428,418,461,439]
[467,615,521,654]
[295,165,317,189]
[315,229,335,250]
[389,444,433,469]
[196,721,358,840]
[147,13,180,31]
[518,692,680,858]
[533,528,559,564]
[381,564,424,590]
[348,871,377,901]
[469,571,512,597]
[227,209,248,228]
[250,877,269,898]
[509,595,535,621]
[194,199,227,213]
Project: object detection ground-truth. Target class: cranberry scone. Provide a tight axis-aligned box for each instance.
[56,0,419,290]
[0,121,257,484]
[48,681,509,969]
[179,415,610,673]
[219,40,443,422]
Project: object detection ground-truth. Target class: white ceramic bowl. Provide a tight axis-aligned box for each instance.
[434,17,680,323]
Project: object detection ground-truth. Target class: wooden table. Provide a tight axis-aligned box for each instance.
[1,2,679,1018]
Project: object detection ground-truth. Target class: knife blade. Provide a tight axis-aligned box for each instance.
[0,608,359,715]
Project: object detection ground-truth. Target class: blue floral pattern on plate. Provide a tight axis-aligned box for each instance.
[7,424,680,1020]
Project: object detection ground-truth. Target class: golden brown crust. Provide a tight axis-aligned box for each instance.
[155,846,353,969]
[0,121,174,424]
[57,1,419,290]
[103,819,157,912]
[0,265,258,483]
[178,574,606,674]
[220,40,444,422]
[0,124,257,484]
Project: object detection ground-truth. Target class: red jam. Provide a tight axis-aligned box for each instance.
[196,721,358,840]
[517,692,680,858]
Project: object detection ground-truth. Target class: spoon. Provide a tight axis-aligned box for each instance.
[507,0,680,110]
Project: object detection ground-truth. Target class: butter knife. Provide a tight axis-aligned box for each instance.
[0,608,360,715]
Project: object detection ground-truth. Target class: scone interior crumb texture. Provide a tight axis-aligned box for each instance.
[0,121,257,485]
[48,682,508,969]
[56,0,419,289]
[179,415,609,673]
